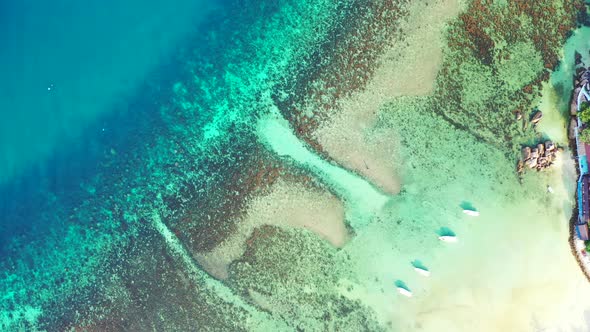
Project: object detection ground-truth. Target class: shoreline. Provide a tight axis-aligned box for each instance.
[567,56,590,283]
[568,115,590,281]
[570,222,590,283]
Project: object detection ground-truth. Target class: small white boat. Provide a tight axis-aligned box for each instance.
[463,209,479,217]
[438,235,458,243]
[547,186,554,194]
[397,287,413,297]
[414,267,430,277]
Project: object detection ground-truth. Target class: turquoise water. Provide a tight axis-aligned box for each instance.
[1,0,588,330]
[0,0,361,329]
[0,0,221,256]
[257,107,390,229]
[0,0,219,184]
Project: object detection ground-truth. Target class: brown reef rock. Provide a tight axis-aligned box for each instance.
[518,140,557,174]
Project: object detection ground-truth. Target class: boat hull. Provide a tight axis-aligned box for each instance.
[438,235,458,242]
[414,267,430,277]
[397,288,413,297]
[463,210,479,216]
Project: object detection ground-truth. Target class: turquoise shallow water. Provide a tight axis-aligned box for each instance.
[1,0,588,330]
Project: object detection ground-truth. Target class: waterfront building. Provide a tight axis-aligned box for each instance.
[574,72,590,241]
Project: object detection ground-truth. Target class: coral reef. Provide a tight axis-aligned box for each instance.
[230,226,384,332]
[437,0,583,153]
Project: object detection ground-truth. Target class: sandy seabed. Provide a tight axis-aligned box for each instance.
[290,0,590,330]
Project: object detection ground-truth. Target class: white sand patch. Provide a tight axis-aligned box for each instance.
[313,0,462,195]
[337,151,590,332]
[257,109,390,229]
[196,179,348,280]
[537,81,570,144]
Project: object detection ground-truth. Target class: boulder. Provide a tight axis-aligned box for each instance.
[572,101,578,115]
[531,111,543,124]
[570,118,578,139]
[526,158,538,168]
[545,141,555,152]
[572,89,581,115]
[546,152,555,162]
[537,143,545,156]
[538,157,547,166]
[515,111,522,121]
[516,160,524,173]
[522,147,531,160]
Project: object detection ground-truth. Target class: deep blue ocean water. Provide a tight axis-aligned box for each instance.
[0,0,225,248]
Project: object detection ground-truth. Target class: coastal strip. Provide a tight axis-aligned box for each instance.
[568,53,590,282]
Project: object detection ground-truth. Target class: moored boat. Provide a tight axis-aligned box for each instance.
[438,235,458,242]
[414,266,430,277]
[463,209,479,217]
[397,287,413,297]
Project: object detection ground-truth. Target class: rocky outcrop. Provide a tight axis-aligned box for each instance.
[537,143,545,156]
[521,146,531,160]
[531,111,543,124]
[572,87,582,115]
[518,141,558,174]
[570,118,578,139]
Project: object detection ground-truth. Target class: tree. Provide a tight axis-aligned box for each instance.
[580,128,590,143]
[580,102,590,124]
[581,110,590,125]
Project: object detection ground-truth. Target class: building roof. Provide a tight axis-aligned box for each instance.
[577,223,590,241]
[583,175,590,222]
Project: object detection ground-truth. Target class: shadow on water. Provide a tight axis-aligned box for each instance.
[459,201,476,211]
[394,279,410,291]
[411,259,429,271]
[436,227,456,237]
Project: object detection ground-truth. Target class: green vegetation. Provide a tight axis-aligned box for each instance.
[580,128,590,144]
[585,240,590,252]
[579,102,590,123]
